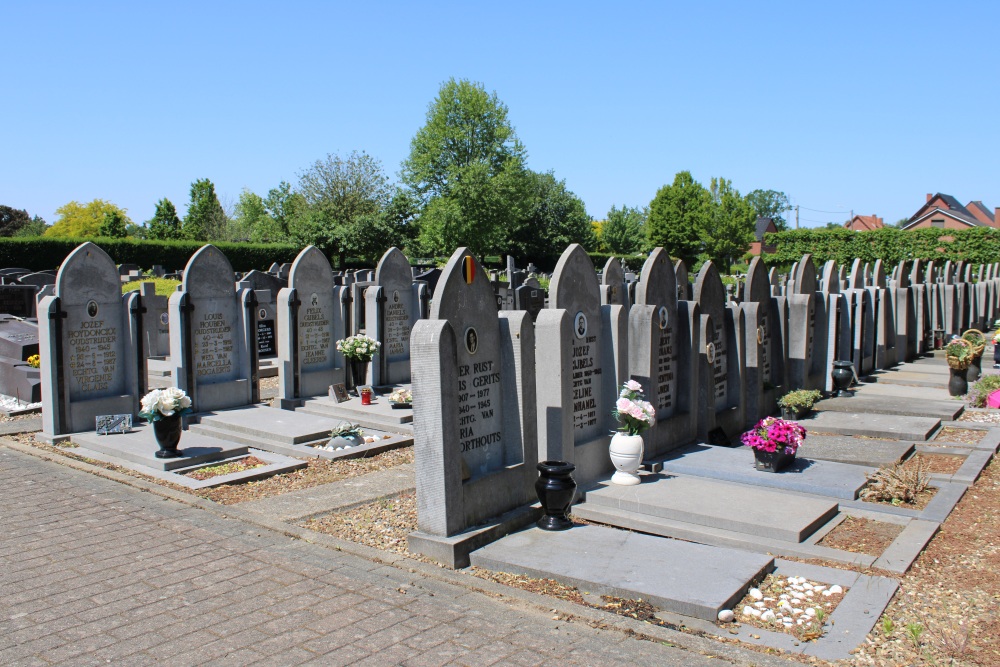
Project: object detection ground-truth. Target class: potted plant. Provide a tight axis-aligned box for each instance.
[609,379,656,485]
[388,388,412,409]
[777,389,822,420]
[328,422,364,449]
[335,335,381,391]
[962,329,986,381]
[139,387,193,459]
[741,416,807,473]
[945,338,973,396]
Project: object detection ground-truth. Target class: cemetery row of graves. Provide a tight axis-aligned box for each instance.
[8,238,1000,661]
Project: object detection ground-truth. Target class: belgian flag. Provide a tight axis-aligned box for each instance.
[463,256,476,284]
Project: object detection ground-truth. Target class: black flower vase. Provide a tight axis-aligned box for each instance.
[753,448,795,473]
[948,367,968,397]
[967,355,982,382]
[350,360,369,393]
[153,415,183,459]
[535,461,577,531]
[830,360,854,397]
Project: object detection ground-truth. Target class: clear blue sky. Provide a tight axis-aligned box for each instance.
[4,1,998,230]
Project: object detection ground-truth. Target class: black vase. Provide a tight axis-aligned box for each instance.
[535,461,577,531]
[350,360,369,392]
[830,361,854,397]
[780,406,807,421]
[967,355,982,382]
[753,448,795,473]
[153,415,183,459]
[948,367,968,397]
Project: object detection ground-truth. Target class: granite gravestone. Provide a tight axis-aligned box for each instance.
[674,259,690,301]
[514,283,546,322]
[694,261,744,438]
[366,248,419,386]
[820,260,852,391]
[601,257,629,311]
[741,257,784,425]
[169,245,255,412]
[908,259,931,353]
[277,246,347,402]
[0,285,38,317]
[254,291,277,359]
[135,283,170,358]
[629,248,695,455]
[408,248,537,567]
[39,243,141,441]
[0,316,41,403]
[868,260,897,369]
[785,255,827,391]
[843,260,875,376]
[537,244,626,485]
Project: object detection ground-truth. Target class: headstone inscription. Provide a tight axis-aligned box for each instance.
[408,248,537,567]
[39,243,141,441]
[868,260,897,369]
[694,261,745,438]
[253,291,277,359]
[536,244,626,485]
[277,246,347,402]
[740,257,783,425]
[629,248,693,455]
[366,248,419,386]
[168,245,255,412]
[786,255,827,391]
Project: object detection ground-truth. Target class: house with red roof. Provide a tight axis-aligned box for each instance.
[844,214,884,231]
[749,216,777,255]
[902,193,999,230]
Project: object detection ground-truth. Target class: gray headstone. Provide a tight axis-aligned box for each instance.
[0,285,38,317]
[694,261,743,435]
[602,257,628,308]
[674,260,690,301]
[369,248,417,385]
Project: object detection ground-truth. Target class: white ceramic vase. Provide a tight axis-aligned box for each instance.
[609,432,644,485]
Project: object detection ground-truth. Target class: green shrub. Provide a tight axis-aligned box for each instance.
[967,374,1000,408]
[778,389,822,411]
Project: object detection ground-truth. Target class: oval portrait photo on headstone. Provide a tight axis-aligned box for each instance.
[393,290,400,303]
[464,327,478,355]
[310,292,319,307]
[574,312,588,339]
[658,306,669,330]
[86,300,98,318]
[259,308,267,320]
[159,312,169,326]
[706,341,717,364]
[757,324,766,345]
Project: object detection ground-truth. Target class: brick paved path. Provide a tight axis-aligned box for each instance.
[0,446,740,666]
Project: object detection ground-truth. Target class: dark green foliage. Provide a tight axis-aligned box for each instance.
[0,206,32,237]
[745,189,791,231]
[147,198,183,240]
[646,171,711,266]
[98,209,128,238]
[601,205,647,255]
[0,237,301,272]
[12,215,47,237]
[507,171,594,263]
[183,178,228,241]
[762,227,1000,265]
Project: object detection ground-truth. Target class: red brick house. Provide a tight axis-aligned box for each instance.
[902,193,999,230]
[844,214,884,231]
[749,217,777,255]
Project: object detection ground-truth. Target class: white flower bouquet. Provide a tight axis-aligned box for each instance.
[139,387,193,422]
[336,335,381,362]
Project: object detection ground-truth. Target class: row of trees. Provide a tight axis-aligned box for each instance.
[6,78,788,267]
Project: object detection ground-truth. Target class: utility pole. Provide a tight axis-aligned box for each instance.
[795,205,799,229]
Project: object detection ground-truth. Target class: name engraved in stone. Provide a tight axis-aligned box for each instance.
[572,334,600,430]
[67,318,118,392]
[456,360,501,453]
[713,324,727,402]
[300,306,331,366]
[807,308,816,366]
[383,301,410,357]
[655,327,674,410]
[760,316,771,383]
[194,312,233,377]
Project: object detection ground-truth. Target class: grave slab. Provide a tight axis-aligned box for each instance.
[584,475,838,542]
[851,381,953,402]
[864,371,947,388]
[813,395,962,421]
[298,391,414,435]
[797,435,914,467]
[71,425,248,471]
[469,524,774,621]
[658,444,872,500]
[798,411,940,441]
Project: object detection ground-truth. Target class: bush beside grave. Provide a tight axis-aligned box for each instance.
[0,237,302,272]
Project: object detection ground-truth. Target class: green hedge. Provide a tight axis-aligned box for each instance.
[761,227,1000,266]
[1,237,302,272]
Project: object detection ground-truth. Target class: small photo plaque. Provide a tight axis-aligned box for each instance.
[330,383,350,403]
[96,414,132,435]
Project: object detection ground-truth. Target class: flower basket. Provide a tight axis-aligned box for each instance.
[741,417,806,473]
[388,388,412,409]
[962,329,986,358]
[945,338,973,371]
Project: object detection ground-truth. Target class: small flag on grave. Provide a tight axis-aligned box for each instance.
[463,256,476,284]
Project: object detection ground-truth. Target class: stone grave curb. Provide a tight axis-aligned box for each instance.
[914,443,994,486]
[0,405,41,418]
[838,481,968,524]
[0,436,796,667]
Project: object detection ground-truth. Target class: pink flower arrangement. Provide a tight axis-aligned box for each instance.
[613,380,655,436]
[741,416,807,455]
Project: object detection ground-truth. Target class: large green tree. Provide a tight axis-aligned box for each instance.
[402,78,526,202]
[600,205,647,255]
[646,171,711,266]
[0,206,31,237]
[745,189,791,231]
[45,200,131,238]
[12,215,47,237]
[147,198,183,240]
[183,179,228,241]
[705,177,757,270]
[507,171,594,260]
[98,209,128,238]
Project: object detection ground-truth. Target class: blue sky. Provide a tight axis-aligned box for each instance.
[4,1,998,229]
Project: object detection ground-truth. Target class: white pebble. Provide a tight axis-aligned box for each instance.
[760,610,776,622]
[783,622,793,628]
[791,592,805,600]
[791,584,805,592]
[779,594,790,600]
[792,608,802,615]
[749,588,764,600]
[754,601,766,609]
[806,591,815,597]
[796,619,804,625]
[749,608,762,618]
[805,608,816,617]
[743,605,755,615]
[718,609,735,622]
[821,590,832,597]
[802,583,814,590]
[829,585,844,594]
[813,585,827,592]
[763,596,775,601]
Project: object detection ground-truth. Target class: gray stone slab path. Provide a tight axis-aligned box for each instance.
[584,475,838,542]
[659,444,873,500]
[851,381,955,401]
[470,525,773,621]
[814,395,962,420]
[238,463,415,522]
[0,445,745,667]
[798,435,914,467]
[72,425,249,471]
[0,416,41,435]
[798,411,940,440]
